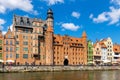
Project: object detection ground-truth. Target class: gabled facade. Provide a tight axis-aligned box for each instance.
[93,37,114,65]
[3,28,15,64]
[93,42,101,65]
[87,40,93,64]
[102,38,114,63]
[99,41,107,64]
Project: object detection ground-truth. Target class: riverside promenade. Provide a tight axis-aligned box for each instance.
[0,65,120,72]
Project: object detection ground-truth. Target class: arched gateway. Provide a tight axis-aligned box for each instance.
[64,59,69,66]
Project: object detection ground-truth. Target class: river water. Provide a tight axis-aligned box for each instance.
[0,70,120,80]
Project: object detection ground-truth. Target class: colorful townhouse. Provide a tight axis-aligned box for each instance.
[93,37,114,65]
[87,40,93,64]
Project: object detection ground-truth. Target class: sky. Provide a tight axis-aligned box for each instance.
[0,0,120,44]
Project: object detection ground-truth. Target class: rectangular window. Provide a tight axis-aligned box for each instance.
[10,53,12,58]
[10,40,12,45]
[16,35,18,38]
[23,47,28,51]
[24,29,29,33]
[16,41,19,45]
[23,54,28,59]
[6,47,8,51]
[16,54,19,58]
[23,36,28,39]
[25,36,28,39]
[16,47,19,51]
[16,28,18,31]
[10,47,12,51]
[6,40,8,44]
[23,41,28,45]
[6,54,8,58]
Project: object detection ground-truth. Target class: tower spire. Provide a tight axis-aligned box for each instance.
[46,8,54,32]
[47,8,54,19]
[8,27,11,31]
[82,31,87,38]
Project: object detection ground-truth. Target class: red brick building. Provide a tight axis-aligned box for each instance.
[1,9,87,65]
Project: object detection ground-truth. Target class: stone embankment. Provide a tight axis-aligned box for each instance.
[0,66,120,72]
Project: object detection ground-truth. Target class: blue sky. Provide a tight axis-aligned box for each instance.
[0,0,120,44]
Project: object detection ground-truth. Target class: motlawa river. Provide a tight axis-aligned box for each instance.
[0,70,120,80]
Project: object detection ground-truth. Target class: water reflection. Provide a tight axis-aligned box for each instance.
[0,71,120,80]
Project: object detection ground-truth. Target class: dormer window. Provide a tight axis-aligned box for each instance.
[27,18,30,26]
[20,17,24,25]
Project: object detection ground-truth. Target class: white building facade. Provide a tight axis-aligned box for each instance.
[101,47,107,64]
[94,37,114,64]
[103,37,114,63]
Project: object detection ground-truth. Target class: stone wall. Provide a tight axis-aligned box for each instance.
[0,66,120,72]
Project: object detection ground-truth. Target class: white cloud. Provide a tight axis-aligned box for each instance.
[111,0,120,6]
[43,0,64,5]
[2,31,7,35]
[92,12,108,23]
[0,0,38,15]
[89,14,93,19]
[61,23,80,31]
[90,0,120,25]
[90,7,120,24]
[0,18,5,30]
[0,18,5,25]
[107,7,120,24]
[71,11,80,19]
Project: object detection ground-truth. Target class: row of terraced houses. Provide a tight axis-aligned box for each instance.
[0,9,120,66]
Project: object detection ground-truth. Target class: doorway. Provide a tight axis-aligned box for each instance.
[64,59,69,66]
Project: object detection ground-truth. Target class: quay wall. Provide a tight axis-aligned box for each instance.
[0,66,120,72]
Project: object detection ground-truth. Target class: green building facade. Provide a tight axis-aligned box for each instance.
[87,40,93,64]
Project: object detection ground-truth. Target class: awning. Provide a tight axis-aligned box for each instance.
[0,59,4,62]
[88,61,94,64]
[103,60,111,63]
[6,60,14,63]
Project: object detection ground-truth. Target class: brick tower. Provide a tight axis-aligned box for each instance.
[82,31,87,65]
[45,8,54,65]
